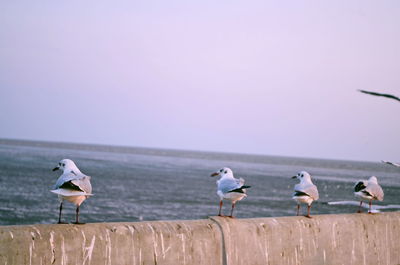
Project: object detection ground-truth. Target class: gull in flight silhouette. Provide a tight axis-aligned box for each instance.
[358,90,400,102]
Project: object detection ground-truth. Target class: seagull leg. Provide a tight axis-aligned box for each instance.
[72,205,85,224]
[218,200,224,217]
[357,201,363,213]
[305,205,312,218]
[76,206,79,223]
[368,200,372,214]
[296,204,300,216]
[228,203,236,218]
[57,202,67,224]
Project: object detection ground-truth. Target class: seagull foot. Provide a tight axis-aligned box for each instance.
[71,222,86,225]
[227,215,235,219]
[304,215,312,219]
[57,221,68,224]
[357,210,362,213]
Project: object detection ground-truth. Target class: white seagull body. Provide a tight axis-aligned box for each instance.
[354,176,384,213]
[52,159,93,223]
[211,167,250,217]
[292,171,319,217]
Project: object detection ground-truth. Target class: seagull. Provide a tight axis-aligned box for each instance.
[381,160,400,168]
[210,167,251,218]
[51,159,93,224]
[358,89,400,102]
[292,171,319,218]
[354,176,384,213]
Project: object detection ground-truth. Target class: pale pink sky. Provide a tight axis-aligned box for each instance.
[0,1,399,161]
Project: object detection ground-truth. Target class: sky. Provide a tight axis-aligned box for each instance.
[0,1,399,162]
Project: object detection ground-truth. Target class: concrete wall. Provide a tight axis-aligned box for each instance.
[0,220,222,265]
[1,212,400,265]
[211,212,400,265]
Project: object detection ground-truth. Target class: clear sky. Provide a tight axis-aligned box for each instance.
[0,1,399,162]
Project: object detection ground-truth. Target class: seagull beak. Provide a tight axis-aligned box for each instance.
[210,172,219,177]
[52,167,60,171]
[291,176,297,179]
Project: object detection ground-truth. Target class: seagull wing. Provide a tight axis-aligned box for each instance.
[306,185,319,200]
[382,160,400,168]
[365,183,384,201]
[54,172,92,195]
[237,177,246,186]
[295,183,319,200]
[218,178,242,194]
[71,175,92,194]
[359,90,400,102]
[54,172,79,190]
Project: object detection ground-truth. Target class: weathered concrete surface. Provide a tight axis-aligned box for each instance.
[0,220,222,265]
[1,212,400,265]
[211,212,400,265]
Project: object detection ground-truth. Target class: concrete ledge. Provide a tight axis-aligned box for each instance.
[211,212,400,265]
[0,220,222,265]
[1,212,400,265]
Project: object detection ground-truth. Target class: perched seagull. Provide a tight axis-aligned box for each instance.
[51,159,93,224]
[381,160,400,168]
[354,176,384,213]
[358,89,400,102]
[292,171,319,218]
[210,167,251,218]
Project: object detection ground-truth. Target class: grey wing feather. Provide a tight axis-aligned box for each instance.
[296,183,319,200]
[237,178,245,186]
[54,172,78,189]
[308,185,319,200]
[71,175,92,194]
[55,172,92,194]
[365,183,384,201]
[218,178,241,194]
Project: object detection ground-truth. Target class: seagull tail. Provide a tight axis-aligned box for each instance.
[50,189,93,197]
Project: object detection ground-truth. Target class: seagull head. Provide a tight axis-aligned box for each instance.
[210,167,234,178]
[368,176,378,184]
[52,159,79,174]
[292,171,312,182]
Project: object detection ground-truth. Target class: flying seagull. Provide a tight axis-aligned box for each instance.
[358,89,400,102]
[210,167,251,218]
[292,171,319,218]
[381,160,400,168]
[51,159,93,224]
[354,176,384,213]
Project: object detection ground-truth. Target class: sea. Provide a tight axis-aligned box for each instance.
[0,139,399,226]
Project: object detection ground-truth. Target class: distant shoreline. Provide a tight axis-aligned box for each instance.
[0,137,378,165]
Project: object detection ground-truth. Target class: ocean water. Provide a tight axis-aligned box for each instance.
[0,139,399,226]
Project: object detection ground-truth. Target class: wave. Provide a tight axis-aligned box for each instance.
[328,200,400,213]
